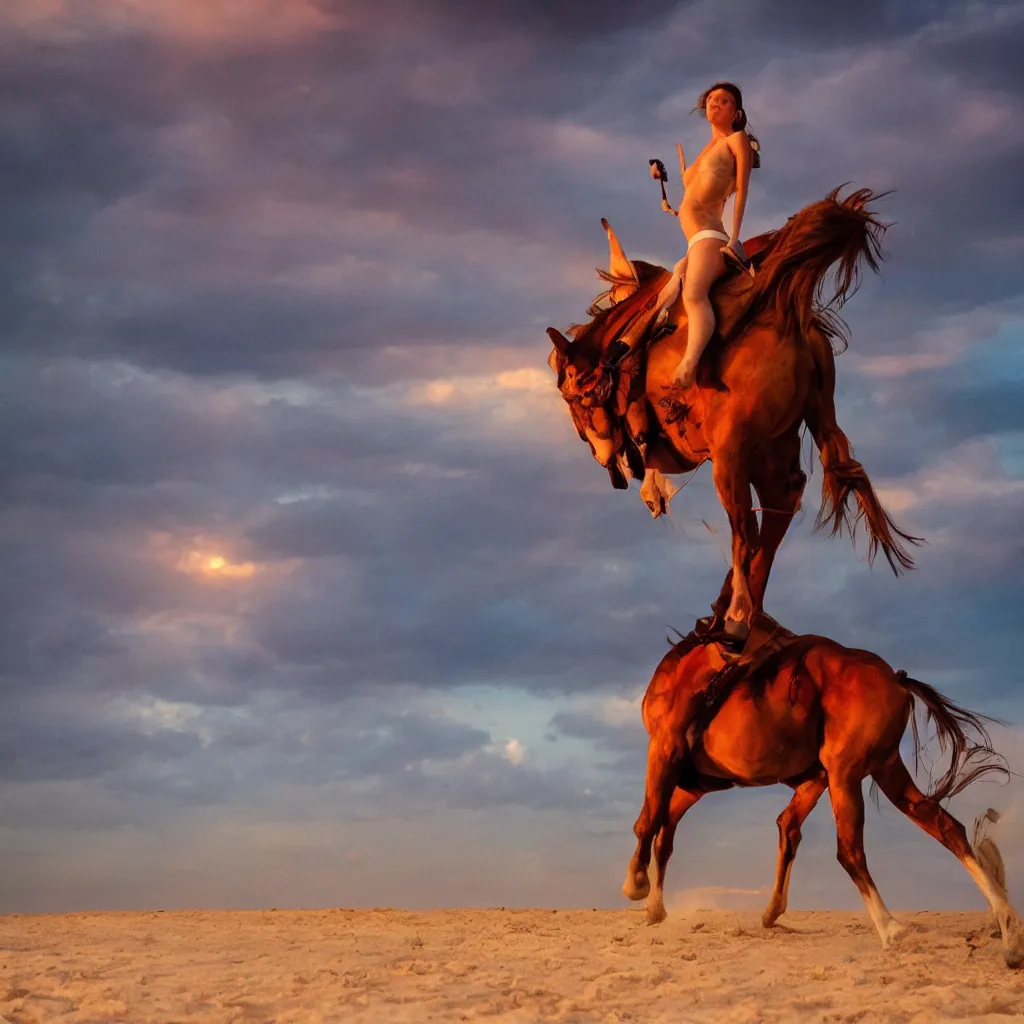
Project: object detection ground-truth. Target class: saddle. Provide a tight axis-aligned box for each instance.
[612,229,779,425]
[655,229,776,342]
[695,609,795,666]
[687,611,817,734]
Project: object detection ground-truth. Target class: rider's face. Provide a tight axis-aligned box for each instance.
[705,89,736,129]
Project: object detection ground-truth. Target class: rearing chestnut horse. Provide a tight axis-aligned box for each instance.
[547,187,920,637]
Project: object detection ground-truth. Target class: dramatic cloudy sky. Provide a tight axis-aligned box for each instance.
[2,0,1023,916]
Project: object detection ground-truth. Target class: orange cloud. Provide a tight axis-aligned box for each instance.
[12,0,341,46]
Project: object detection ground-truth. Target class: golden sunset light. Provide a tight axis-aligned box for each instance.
[175,548,257,580]
[5,1,1024,1021]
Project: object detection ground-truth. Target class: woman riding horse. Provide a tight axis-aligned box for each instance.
[661,81,760,388]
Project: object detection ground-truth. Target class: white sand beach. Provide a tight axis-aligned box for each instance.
[2,907,1022,1023]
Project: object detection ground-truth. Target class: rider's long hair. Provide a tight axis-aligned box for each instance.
[694,81,761,168]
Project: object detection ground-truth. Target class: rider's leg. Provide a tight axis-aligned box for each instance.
[618,255,688,355]
[654,256,687,314]
[674,239,726,388]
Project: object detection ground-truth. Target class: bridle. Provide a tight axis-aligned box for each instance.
[558,364,618,442]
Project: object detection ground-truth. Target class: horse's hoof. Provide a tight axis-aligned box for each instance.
[646,903,667,926]
[1003,921,1024,969]
[622,869,650,902]
[724,617,751,641]
[880,920,906,949]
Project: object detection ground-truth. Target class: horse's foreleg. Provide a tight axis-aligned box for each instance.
[628,397,667,518]
[635,432,701,520]
[763,772,828,927]
[711,452,758,637]
[623,735,683,903]
[639,469,679,519]
[874,758,1024,968]
[648,786,703,925]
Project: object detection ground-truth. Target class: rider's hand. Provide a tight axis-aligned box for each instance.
[722,236,748,262]
[661,199,675,214]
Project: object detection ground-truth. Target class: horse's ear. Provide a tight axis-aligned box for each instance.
[547,327,571,353]
[601,218,638,287]
[607,279,639,304]
[546,327,570,374]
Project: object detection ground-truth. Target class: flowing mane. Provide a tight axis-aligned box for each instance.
[749,185,889,343]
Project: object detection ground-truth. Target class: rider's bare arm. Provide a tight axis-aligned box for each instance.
[673,145,687,229]
[728,131,753,249]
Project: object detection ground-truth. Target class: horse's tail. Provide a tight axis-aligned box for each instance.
[753,185,887,343]
[816,425,922,573]
[895,670,1009,804]
[804,323,923,575]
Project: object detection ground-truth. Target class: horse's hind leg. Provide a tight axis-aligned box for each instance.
[709,567,735,626]
[763,771,828,928]
[873,757,1024,968]
[748,435,806,615]
[711,451,759,637]
[829,772,905,948]
[710,437,805,625]
[647,786,703,925]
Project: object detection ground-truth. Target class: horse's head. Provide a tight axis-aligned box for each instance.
[547,324,628,482]
[546,221,664,486]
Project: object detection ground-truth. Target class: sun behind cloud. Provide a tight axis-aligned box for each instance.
[176,548,256,580]
[502,739,525,766]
